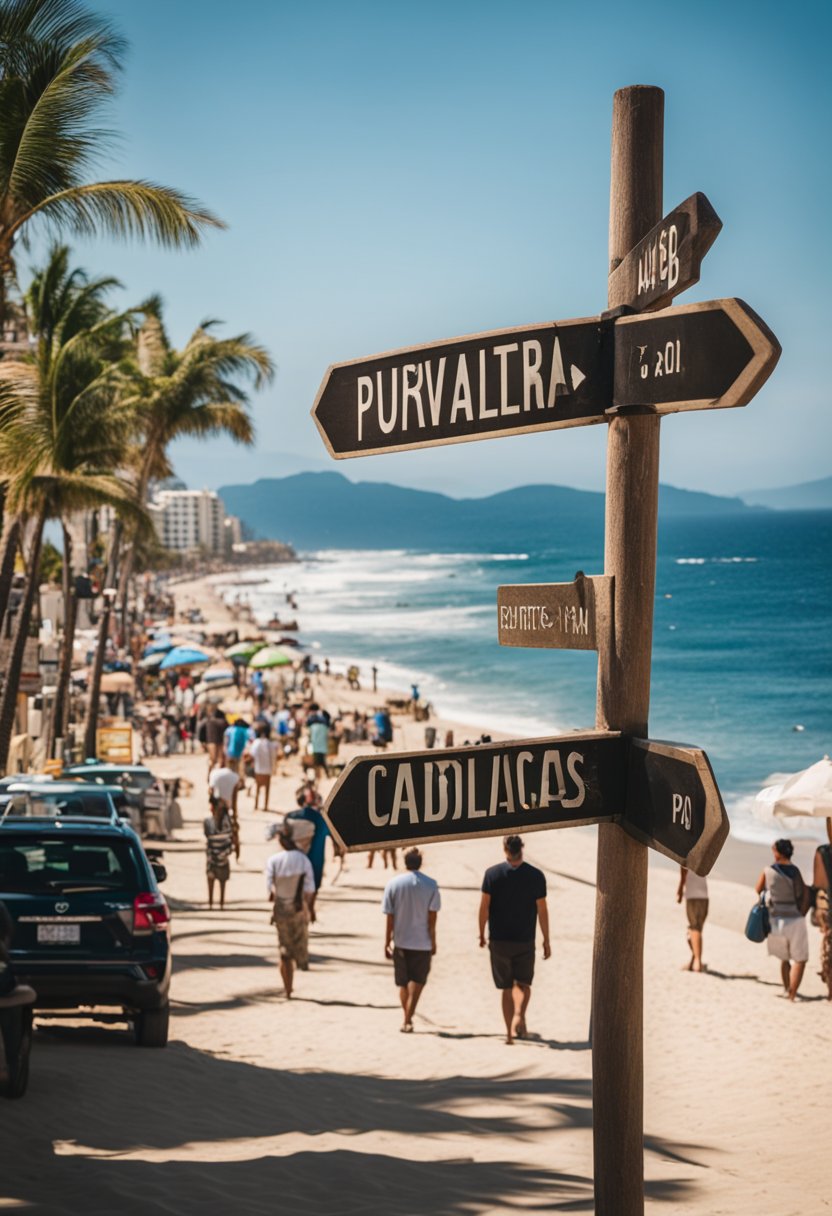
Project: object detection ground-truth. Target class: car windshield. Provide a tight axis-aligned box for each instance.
[1,791,114,818]
[0,835,141,892]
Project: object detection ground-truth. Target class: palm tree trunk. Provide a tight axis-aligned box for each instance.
[0,506,46,774]
[49,522,76,757]
[83,594,114,761]
[0,514,21,637]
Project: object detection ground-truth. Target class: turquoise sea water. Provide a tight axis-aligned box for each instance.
[217,509,831,843]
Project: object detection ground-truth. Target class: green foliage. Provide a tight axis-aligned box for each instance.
[0,0,222,309]
[39,536,62,582]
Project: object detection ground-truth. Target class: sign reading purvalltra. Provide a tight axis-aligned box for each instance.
[312,299,779,458]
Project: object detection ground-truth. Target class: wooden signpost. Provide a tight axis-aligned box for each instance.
[325,731,728,872]
[311,84,780,1216]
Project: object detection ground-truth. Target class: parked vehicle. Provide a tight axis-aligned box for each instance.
[0,782,121,824]
[0,816,171,1047]
[62,763,168,836]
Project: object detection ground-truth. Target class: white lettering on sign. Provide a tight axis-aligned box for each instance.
[638,338,682,382]
[355,334,578,442]
[500,604,589,636]
[365,750,587,828]
[672,793,692,830]
[636,222,680,300]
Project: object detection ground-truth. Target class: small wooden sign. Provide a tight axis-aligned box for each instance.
[497,573,612,652]
[621,738,729,875]
[608,192,722,312]
[613,297,781,414]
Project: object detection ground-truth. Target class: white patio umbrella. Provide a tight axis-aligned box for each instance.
[755,757,832,841]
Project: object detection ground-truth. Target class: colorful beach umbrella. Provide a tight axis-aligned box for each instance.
[138,652,164,670]
[248,645,294,669]
[201,663,237,683]
[143,635,173,657]
[224,640,266,663]
[159,645,212,671]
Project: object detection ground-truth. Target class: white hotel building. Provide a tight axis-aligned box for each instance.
[150,489,226,554]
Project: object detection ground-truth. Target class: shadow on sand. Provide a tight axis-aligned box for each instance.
[6,1032,704,1215]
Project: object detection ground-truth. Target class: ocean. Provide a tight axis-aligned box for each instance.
[214,508,831,845]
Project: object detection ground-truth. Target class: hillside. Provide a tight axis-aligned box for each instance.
[219,473,755,551]
[741,475,832,511]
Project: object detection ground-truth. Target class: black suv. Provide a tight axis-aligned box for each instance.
[0,817,171,1046]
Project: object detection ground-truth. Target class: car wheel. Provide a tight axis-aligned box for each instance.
[133,1003,169,1048]
[0,1006,33,1098]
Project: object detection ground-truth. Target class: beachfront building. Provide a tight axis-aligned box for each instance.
[150,489,226,554]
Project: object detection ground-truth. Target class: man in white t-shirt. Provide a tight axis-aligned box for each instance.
[382,848,441,1032]
[248,724,275,810]
[209,762,240,859]
[676,866,709,972]
[266,820,315,998]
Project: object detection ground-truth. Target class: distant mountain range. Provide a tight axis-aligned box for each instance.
[740,475,832,511]
[219,472,759,551]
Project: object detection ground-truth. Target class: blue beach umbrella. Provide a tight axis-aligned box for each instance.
[159,645,212,671]
[143,635,173,657]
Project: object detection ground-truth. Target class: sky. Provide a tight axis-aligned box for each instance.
[31,0,831,499]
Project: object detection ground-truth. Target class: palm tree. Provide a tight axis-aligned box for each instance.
[0,249,148,772]
[0,0,223,324]
[114,304,273,621]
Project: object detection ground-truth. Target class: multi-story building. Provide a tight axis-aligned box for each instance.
[150,489,226,554]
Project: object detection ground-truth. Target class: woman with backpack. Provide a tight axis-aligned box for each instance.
[755,838,810,1001]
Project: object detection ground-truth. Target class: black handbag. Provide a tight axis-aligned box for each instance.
[745,895,771,943]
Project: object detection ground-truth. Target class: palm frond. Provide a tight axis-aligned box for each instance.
[14,179,225,247]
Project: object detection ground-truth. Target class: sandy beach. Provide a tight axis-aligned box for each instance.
[4,571,829,1216]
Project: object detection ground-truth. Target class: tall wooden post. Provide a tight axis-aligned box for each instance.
[591,85,664,1216]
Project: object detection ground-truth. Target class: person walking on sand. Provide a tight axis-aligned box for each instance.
[479,835,550,1044]
[677,865,709,972]
[205,706,227,776]
[248,723,274,810]
[382,848,440,1032]
[209,761,241,859]
[813,834,832,1000]
[204,798,234,910]
[755,838,810,1001]
[266,820,315,998]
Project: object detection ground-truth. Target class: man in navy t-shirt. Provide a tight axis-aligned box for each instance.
[479,834,550,1044]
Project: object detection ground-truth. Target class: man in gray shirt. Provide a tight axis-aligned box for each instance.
[382,848,440,1032]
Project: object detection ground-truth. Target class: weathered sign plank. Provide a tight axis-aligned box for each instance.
[613,297,780,414]
[312,316,613,458]
[323,732,627,851]
[497,573,613,652]
[621,738,729,875]
[607,192,722,312]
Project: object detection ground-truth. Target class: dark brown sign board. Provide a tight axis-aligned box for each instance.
[324,732,627,851]
[613,297,781,414]
[497,573,613,652]
[323,732,727,874]
[311,299,779,458]
[607,192,722,313]
[622,738,729,876]
[312,317,612,459]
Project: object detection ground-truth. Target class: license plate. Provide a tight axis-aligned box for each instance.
[37,923,80,944]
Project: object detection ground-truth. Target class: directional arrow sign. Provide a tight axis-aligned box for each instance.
[323,732,627,851]
[608,192,723,313]
[312,317,613,458]
[497,573,613,652]
[613,298,780,414]
[622,739,729,875]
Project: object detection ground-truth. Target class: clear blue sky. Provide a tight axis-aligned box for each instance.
[34,0,831,498]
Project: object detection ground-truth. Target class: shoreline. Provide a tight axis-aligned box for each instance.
[171,568,821,889]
